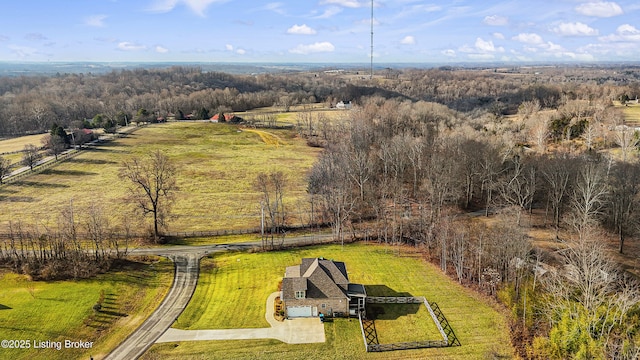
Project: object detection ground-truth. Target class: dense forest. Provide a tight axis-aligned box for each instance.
[2,64,640,358]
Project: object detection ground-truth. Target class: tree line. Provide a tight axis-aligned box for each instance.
[303,97,640,358]
[1,65,639,136]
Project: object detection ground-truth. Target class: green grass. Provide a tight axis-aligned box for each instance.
[0,122,320,233]
[370,304,443,344]
[147,243,513,359]
[0,257,173,360]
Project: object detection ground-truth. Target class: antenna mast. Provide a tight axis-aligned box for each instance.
[370,0,374,79]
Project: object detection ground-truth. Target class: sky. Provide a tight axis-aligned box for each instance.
[1,0,640,63]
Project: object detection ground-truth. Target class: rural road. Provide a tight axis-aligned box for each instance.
[104,234,334,360]
[104,253,200,360]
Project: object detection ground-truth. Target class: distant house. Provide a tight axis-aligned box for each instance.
[281,258,366,318]
[210,113,237,123]
[336,101,353,110]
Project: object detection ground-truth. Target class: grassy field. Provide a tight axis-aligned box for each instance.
[0,122,320,233]
[0,133,47,154]
[145,243,513,359]
[0,257,173,360]
[235,105,351,126]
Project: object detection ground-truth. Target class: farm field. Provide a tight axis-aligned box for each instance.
[146,243,513,359]
[0,122,321,233]
[0,257,173,360]
[620,102,640,126]
[0,133,47,154]
[235,105,351,126]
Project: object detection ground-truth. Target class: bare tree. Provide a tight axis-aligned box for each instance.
[541,155,574,237]
[254,171,287,249]
[0,156,11,184]
[119,150,177,241]
[603,162,640,254]
[308,146,354,244]
[41,134,66,161]
[568,160,608,236]
[540,232,640,358]
[21,144,41,171]
[612,126,639,162]
[497,155,537,226]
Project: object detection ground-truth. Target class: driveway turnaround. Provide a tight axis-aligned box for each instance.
[156,292,325,344]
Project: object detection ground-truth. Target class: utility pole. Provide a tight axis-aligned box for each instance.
[370,0,374,80]
[260,202,265,249]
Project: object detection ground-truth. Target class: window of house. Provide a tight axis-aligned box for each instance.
[321,304,326,309]
[295,291,305,299]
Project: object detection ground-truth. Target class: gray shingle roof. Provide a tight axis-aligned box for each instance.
[282,258,350,301]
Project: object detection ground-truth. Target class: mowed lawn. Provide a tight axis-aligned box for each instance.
[0,122,320,233]
[145,244,513,360]
[0,257,173,360]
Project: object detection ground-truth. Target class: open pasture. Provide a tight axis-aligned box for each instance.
[0,133,47,154]
[0,122,320,233]
[147,243,513,360]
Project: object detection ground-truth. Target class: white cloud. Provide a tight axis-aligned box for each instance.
[225,44,233,51]
[236,48,246,55]
[493,32,505,40]
[599,24,640,42]
[117,42,146,51]
[320,0,368,8]
[460,38,503,56]
[264,2,286,15]
[148,0,227,17]
[552,22,599,36]
[475,38,504,53]
[400,36,415,45]
[289,41,335,54]
[85,15,108,27]
[287,24,317,35]
[314,6,342,19]
[442,49,456,57]
[512,33,544,44]
[575,1,623,17]
[155,45,169,53]
[483,15,508,26]
[541,41,564,52]
[0,35,9,42]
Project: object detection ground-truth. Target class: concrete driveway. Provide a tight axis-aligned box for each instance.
[156,292,325,344]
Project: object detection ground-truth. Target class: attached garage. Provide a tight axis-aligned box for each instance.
[287,306,317,318]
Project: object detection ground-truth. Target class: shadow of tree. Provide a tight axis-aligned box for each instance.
[0,304,11,310]
[14,181,70,188]
[41,169,97,176]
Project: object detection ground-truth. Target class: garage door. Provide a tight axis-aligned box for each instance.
[287,306,313,318]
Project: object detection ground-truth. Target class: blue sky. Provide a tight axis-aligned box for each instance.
[1,0,640,63]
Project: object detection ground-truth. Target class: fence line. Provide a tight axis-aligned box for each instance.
[358,296,461,353]
[366,296,424,304]
[424,298,448,344]
[1,125,143,185]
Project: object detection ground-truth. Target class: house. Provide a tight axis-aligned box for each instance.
[281,258,366,318]
[335,101,353,110]
[210,113,237,122]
